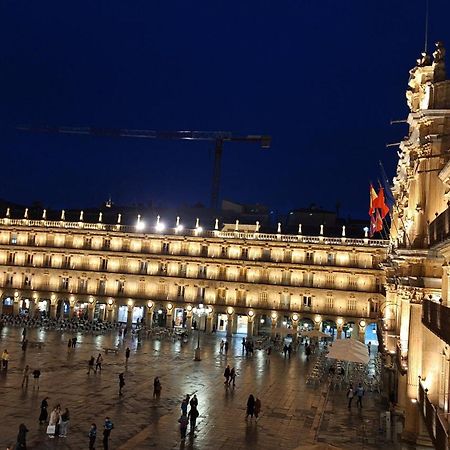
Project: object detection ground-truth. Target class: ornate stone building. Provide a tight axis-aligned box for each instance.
[385,41,450,447]
[0,210,387,340]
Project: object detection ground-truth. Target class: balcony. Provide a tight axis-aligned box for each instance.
[418,382,449,450]
[429,207,450,248]
[422,299,450,345]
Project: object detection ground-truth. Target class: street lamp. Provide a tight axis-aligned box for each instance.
[192,303,212,361]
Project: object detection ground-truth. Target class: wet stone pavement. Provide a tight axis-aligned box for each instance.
[0,327,417,449]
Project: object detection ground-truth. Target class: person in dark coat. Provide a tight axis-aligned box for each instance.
[246,394,256,419]
[153,377,161,398]
[188,405,199,433]
[88,423,97,450]
[118,373,125,395]
[16,423,28,449]
[224,365,231,384]
[39,397,49,424]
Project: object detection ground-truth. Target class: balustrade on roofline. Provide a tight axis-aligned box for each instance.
[0,218,388,248]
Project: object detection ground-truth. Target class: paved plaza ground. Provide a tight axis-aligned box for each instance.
[0,327,422,449]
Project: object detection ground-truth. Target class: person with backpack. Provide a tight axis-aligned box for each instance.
[346,383,354,408]
[103,417,114,450]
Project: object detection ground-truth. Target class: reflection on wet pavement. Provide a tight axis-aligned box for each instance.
[0,327,416,449]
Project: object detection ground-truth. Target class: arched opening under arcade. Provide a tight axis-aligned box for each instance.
[321,319,337,339]
[153,305,167,327]
[365,322,378,347]
[2,297,13,315]
[56,299,70,319]
[343,321,356,338]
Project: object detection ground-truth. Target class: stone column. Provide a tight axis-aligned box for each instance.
[186,312,193,331]
[226,314,234,337]
[166,308,173,328]
[50,297,57,319]
[336,321,343,339]
[146,306,154,328]
[206,314,213,333]
[88,301,95,321]
[69,299,76,319]
[402,303,423,440]
[106,301,115,322]
[29,298,36,318]
[270,315,277,337]
[247,316,254,338]
[13,294,20,316]
[358,321,366,343]
[399,297,411,357]
[291,321,298,345]
[232,315,238,334]
[59,301,65,320]
[126,305,133,329]
[442,264,450,307]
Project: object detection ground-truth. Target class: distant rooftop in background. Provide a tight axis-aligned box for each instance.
[0,198,377,239]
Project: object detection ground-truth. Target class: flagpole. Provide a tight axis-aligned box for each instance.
[378,162,413,248]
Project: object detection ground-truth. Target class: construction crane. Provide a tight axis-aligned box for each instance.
[18,126,271,210]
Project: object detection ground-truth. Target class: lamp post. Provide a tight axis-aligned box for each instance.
[192,303,212,361]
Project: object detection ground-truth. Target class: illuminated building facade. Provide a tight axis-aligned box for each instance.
[384,41,450,447]
[0,210,387,340]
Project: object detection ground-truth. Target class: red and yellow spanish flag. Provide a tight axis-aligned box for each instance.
[373,186,390,219]
[368,184,378,216]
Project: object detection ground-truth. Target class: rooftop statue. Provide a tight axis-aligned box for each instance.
[433,41,445,64]
[416,52,431,67]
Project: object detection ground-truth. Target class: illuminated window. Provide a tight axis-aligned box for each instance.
[11,234,17,245]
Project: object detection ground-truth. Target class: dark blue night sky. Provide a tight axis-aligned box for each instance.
[1,1,449,218]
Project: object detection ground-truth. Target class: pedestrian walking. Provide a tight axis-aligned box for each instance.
[102,417,114,450]
[153,376,162,398]
[87,356,95,374]
[15,423,28,450]
[71,337,77,348]
[305,343,311,361]
[254,397,262,421]
[95,353,103,373]
[224,341,229,354]
[347,384,354,409]
[355,383,365,408]
[125,347,130,366]
[21,339,28,352]
[246,394,256,420]
[22,327,27,342]
[21,365,30,388]
[219,340,224,354]
[67,339,72,351]
[188,405,199,433]
[189,394,198,409]
[266,346,271,364]
[283,344,288,358]
[39,397,49,424]
[242,337,246,353]
[88,423,97,450]
[32,369,41,389]
[181,396,189,415]
[59,408,70,437]
[2,349,9,370]
[287,343,292,359]
[118,373,125,395]
[230,367,236,387]
[224,365,231,385]
[178,411,188,440]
